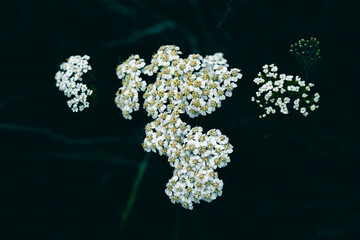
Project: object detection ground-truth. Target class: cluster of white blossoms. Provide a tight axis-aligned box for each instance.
[165,127,233,210]
[55,55,93,112]
[141,112,233,209]
[111,45,240,209]
[138,46,240,209]
[142,45,242,119]
[115,55,147,120]
[142,112,191,156]
[251,64,320,118]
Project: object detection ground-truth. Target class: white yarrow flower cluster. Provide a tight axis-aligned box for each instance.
[132,45,240,209]
[251,64,320,118]
[115,55,147,120]
[55,55,93,112]
[142,112,233,210]
[142,45,242,119]
[165,127,232,210]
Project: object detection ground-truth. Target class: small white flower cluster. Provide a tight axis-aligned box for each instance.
[142,45,242,119]
[142,112,191,156]
[55,55,93,112]
[142,112,233,210]
[115,55,147,120]
[251,64,320,118]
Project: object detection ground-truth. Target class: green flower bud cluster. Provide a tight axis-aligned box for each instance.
[290,37,321,65]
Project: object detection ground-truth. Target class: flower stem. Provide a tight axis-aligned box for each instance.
[119,153,150,234]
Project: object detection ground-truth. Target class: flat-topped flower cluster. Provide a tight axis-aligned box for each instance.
[114,45,241,209]
[141,46,241,119]
[251,64,320,118]
[55,55,93,112]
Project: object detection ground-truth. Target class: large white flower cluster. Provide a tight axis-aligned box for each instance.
[142,45,242,119]
[112,45,239,209]
[251,64,320,118]
[142,112,233,209]
[115,55,147,120]
[55,55,93,112]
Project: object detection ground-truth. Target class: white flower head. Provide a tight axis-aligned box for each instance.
[113,45,239,210]
[142,45,242,120]
[55,55,93,112]
[163,124,232,209]
[251,64,320,118]
[115,55,147,120]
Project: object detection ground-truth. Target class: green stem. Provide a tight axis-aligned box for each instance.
[119,153,151,234]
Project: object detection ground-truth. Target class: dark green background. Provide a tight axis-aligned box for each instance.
[1,0,359,239]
